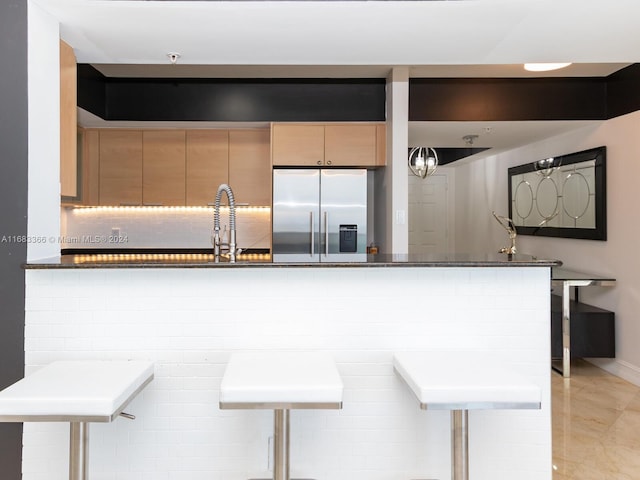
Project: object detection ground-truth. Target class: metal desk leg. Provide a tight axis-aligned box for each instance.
[562,282,571,378]
[69,422,89,480]
[273,409,290,480]
[451,410,469,480]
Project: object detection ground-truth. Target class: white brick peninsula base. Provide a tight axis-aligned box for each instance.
[24,262,553,480]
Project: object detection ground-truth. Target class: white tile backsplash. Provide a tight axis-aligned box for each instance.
[23,266,552,480]
[61,207,271,250]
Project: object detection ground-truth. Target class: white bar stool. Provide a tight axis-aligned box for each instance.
[220,351,343,480]
[0,360,154,480]
[393,351,540,480]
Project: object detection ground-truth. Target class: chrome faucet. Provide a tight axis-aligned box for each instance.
[213,184,237,259]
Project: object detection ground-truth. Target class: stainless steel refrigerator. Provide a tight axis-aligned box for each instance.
[272,169,367,262]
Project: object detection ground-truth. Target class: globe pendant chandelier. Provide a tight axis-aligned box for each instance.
[408,147,438,178]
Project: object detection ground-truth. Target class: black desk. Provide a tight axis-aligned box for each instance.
[551,267,616,378]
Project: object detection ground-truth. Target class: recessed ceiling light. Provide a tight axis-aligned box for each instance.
[524,63,572,72]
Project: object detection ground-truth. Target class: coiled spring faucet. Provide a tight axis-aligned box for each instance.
[213,184,237,259]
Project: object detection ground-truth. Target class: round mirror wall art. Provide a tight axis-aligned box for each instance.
[507,146,606,240]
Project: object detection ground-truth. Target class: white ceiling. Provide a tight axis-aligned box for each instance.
[35,0,640,162]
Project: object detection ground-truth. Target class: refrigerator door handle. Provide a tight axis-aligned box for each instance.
[310,211,314,257]
[324,211,329,256]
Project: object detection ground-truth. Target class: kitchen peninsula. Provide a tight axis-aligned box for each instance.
[22,254,557,480]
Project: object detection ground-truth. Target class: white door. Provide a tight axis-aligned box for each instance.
[408,173,449,254]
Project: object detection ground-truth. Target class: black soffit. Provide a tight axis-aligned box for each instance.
[104,79,386,122]
[77,65,387,123]
[80,64,640,123]
[436,147,491,165]
[409,77,608,122]
[409,64,640,122]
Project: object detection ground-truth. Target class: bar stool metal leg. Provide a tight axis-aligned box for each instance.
[451,410,469,480]
[273,409,290,480]
[69,422,89,480]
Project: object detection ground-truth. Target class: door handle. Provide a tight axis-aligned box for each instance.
[324,211,329,256]
[310,211,314,257]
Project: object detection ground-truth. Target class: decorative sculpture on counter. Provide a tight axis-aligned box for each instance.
[492,211,517,254]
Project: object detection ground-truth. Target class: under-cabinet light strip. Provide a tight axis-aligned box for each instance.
[72,253,271,264]
[70,206,271,214]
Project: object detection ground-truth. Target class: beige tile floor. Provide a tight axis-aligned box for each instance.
[552,360,640,479]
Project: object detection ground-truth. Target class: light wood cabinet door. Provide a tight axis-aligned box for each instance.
[272,124,324,166]
[143,130,186,206]
[60,40,77,197]
[272,123,383,167]
[325,124,377,166]
[81,129,100,206]
[186,130,229,206]
[229,129,271,206]
[376,123,386,166]
[99,130,143,205]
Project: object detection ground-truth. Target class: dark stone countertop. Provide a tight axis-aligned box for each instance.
[23,251,560,269]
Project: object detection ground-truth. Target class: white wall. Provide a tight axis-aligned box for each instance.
[27,1,62,260]
[454,111,640,384]
[377,67,409,255]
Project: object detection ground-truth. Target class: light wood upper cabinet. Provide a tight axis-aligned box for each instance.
[229,129,271,206]
[271,123,385,167]
[90,123,381,207]
[143,130,186,206]
[186,130,229,206]
[325,124,377,166]
[60,40,77,197]
[99,130,143,205]
[376,124,386,166]
[81,129,100,206]
[272,124,324,166]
